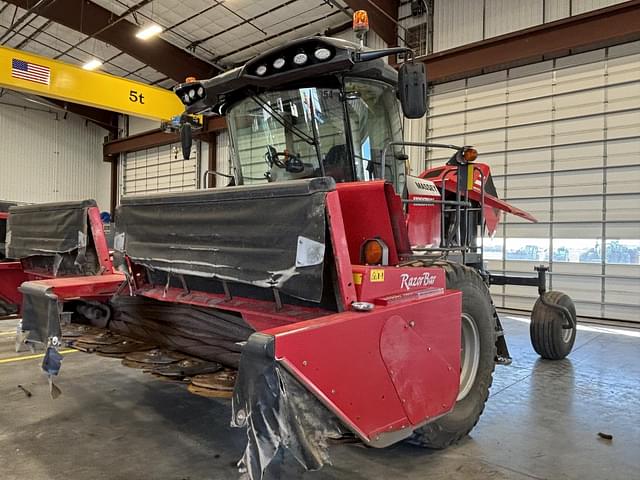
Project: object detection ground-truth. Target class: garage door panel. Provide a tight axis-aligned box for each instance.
[553,196,603,222]
[606,166,640,194]
[605,277,640,306]
[554,116,605,144]
[467,106,507,131]
[607,138,640,167]
[508,97,553,124]
[554,143,604,170]
[554,89,605,119]
[426,46,639,322]
[553,169,603,196]
[504,149,551,175]
[606,194,640,221]
[506,172,550,198]
[551,261,602,275]
[507,124,552,150]
[504,223,550,238]
[465,131,505,154]
[504,197,550,222]
[606,110,640,140]
[551,274,601,302]
[605,222,640,238]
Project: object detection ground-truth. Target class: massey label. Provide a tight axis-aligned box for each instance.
[400,272,436,291]
[406,176,440,196]
[370,269,385,282]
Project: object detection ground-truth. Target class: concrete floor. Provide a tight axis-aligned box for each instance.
[0,315,638,480]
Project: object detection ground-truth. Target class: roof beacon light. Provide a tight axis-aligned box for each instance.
[463,148,478,162]
[293,51,308,65]
[255,65,268,76]
[136,23,163,40]
[353,10,369,34]
[273,57,286,69]
[314,47,331,61]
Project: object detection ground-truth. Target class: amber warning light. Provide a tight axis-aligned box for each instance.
[353,10,369,34]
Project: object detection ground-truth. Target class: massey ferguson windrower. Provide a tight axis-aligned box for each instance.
[18,22,577,480]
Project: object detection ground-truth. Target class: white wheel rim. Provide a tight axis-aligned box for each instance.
[562,325,573,343]
[458,313,480,401]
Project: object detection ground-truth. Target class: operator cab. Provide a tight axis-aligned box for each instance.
[175,36,427,194]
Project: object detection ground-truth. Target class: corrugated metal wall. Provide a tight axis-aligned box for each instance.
[420,41,640,323]
[0,94,111,210]
[398,0,629,53]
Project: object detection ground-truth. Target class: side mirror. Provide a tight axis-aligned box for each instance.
[180,122,192,160]
[398,62,427,119]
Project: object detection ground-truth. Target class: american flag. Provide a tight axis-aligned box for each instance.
[11,58,50,85]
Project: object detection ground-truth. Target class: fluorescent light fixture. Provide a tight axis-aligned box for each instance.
[136,24,163,40]
[82,59,102,71]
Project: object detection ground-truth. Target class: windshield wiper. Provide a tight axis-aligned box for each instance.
[250,93,316,146]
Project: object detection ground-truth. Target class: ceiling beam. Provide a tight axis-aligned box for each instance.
[102,115,227,159]
[420,0,640,84]
[342,0,398,46]
[4,0,218,82]
[47,99,119,134]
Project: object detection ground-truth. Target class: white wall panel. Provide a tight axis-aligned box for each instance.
[433,0,484,52]
[430,0,628,53]
[484,0,543,38]
[425,41,640,322]
[0,95,111,211]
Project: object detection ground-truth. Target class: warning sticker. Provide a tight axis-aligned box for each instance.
[370,269,385,282]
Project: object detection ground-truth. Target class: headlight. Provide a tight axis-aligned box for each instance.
[188,89,196,99]
[273,57,285,69]
[360,238,389,265]
[255,65,267,76]
[293,52,308,65]
[314,47,331,61]
[182,94,190,103]
[196,86,204,97]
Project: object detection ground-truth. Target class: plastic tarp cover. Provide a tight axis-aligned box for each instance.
[115,178,335,303]
[6,200,95,261]
[1,201,16,259]
[232,333,344,480]
[20,287,61,344]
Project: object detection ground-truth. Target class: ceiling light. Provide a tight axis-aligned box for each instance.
[273,57,285,69]
[136,24,163,40]
[293,52,308,65]
[82,59,102,71]
[255,65,267,76]
[314,48,331,61]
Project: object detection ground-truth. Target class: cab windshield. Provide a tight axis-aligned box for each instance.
[227,79,404,189]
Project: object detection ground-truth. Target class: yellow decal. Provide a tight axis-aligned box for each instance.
[353,272,363,285]
[370,269,385,282]
[467,164,474,190]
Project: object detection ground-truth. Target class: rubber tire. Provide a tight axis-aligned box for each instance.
[409,262,496,449]
[530,291,576,360]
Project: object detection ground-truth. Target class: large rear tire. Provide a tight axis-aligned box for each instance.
[409,262,496,449]
[530,291,576,360]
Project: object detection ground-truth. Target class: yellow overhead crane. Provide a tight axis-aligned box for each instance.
[0,44,184,122]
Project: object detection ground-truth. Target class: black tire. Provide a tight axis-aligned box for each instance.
[530,291,576,360]
[409,262,496,449]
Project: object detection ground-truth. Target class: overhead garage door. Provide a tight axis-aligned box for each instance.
[421,42,640,323]
[120,141,199,197]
